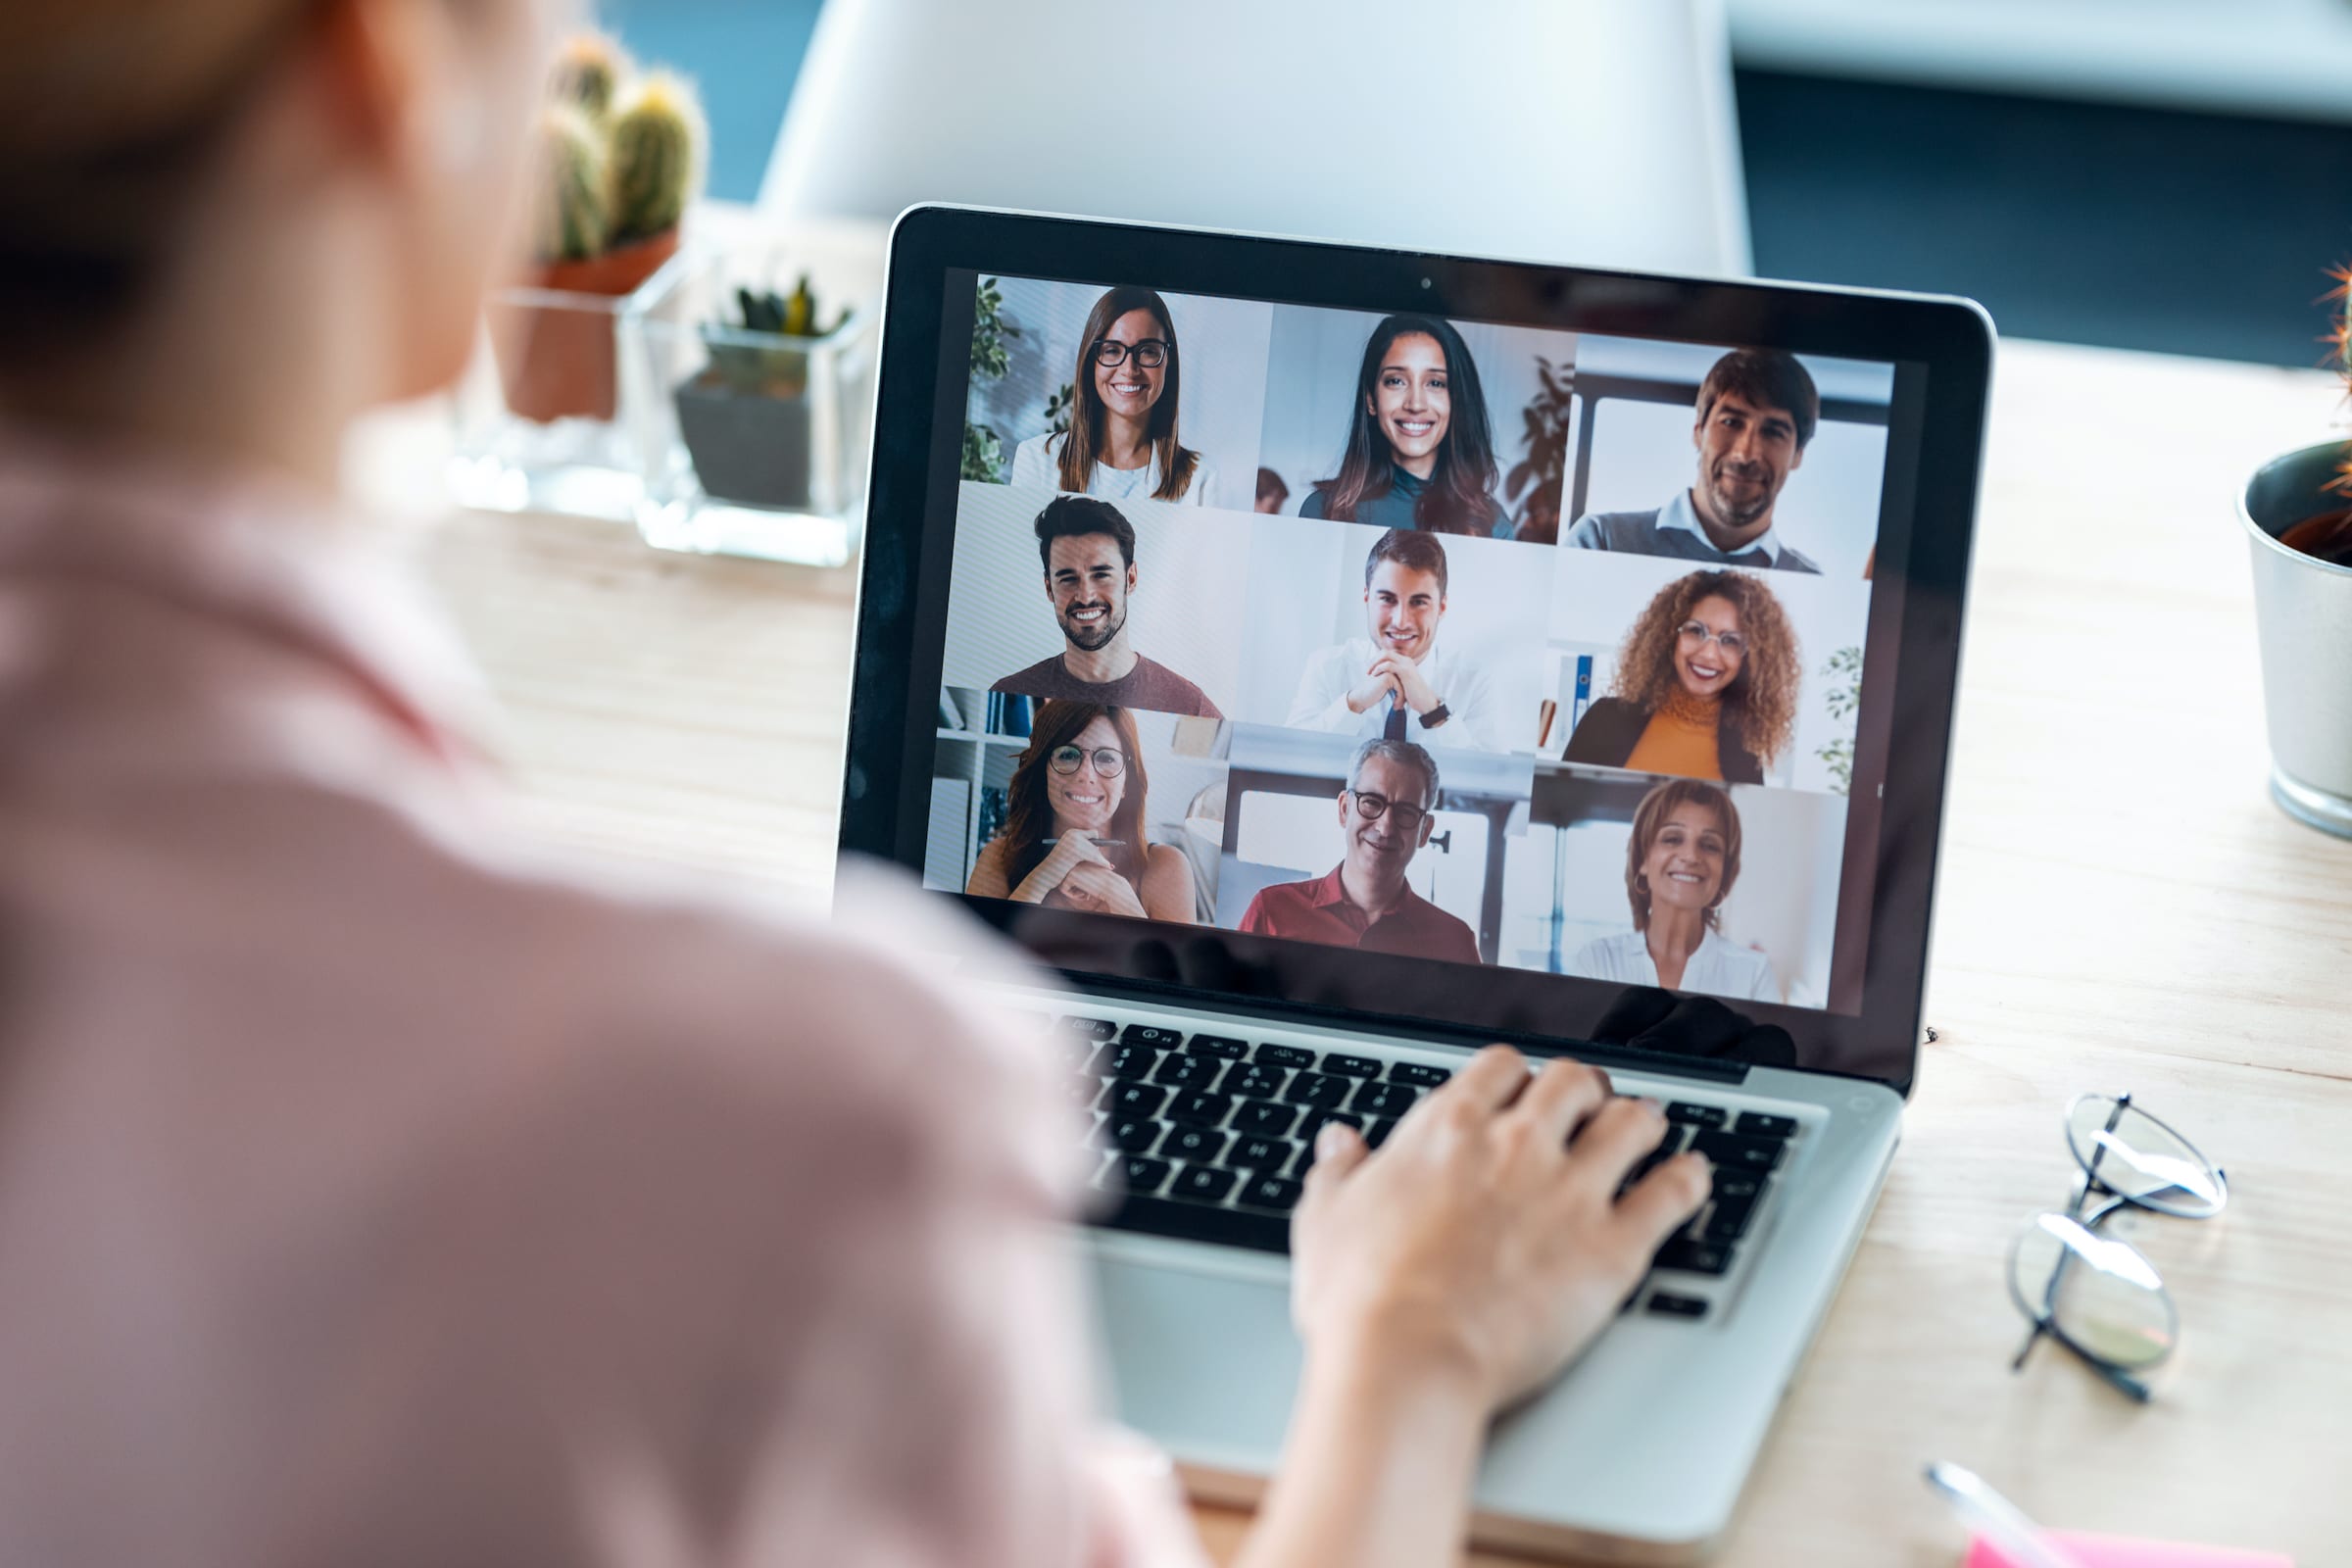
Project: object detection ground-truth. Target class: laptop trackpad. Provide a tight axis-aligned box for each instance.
[1088,1242,1298,1475]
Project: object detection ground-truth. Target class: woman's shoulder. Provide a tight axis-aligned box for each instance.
[1297,484,1331,520]
[1567,929,1640,974]
[1007,430,1062,485]
[1563,697,1646,762]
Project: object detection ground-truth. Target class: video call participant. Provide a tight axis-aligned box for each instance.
[1238,739,1481,963]
[1564,568,1798,785]
[965,702,1197,921]
[1567,779,1779,1001]
[1564,349,1825,573]
[1299,314,1511,538]
[1255,466,1291,514]
[991,496,1222,717]
[1008,285,1218,506]
[1287,529,1507,752]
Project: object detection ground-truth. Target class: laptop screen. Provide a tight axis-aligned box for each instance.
[852,212,1986,1092]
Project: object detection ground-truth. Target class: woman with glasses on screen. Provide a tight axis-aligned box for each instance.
[965,702,1197,921]
[0,1,1712,1561]
[1564,569,1800,784]
[1009,285,1218,506]
[1299,314,1511,538]
[1567,779,1779,1002]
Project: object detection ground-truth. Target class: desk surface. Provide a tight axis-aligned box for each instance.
[398,338,2352,1565]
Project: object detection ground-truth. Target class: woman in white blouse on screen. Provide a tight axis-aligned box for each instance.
[1009,284,1220,507]
[1569,779,1782,1003]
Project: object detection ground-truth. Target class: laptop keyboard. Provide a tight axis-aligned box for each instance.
[1057,1012,1802,1324]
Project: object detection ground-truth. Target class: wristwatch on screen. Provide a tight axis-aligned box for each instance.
[1419,703,1451,730]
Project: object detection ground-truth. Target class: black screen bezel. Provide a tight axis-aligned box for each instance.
[841,205,1991,1099]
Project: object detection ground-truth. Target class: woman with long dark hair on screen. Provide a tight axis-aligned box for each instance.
[1567,779,1780,1002]
[1565,568,1801,785]
[1299,313,1511,537]
[964,701,1197,921]
[0,0,1709,1560]
[1009,284,1219,506]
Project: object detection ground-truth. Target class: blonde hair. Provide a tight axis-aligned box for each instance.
[0,0,312,362]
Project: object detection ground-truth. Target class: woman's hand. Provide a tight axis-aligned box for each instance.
[1008,831,1110,905]
[1290,1046,1710,1412]
[1058,859,1148,919]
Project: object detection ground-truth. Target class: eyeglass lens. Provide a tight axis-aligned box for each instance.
[1049,745,1123,777]
[1678,621,1746,655]
[2064,1095,2228,1218]
[1093,338,1169,368]
[1349,791,1427,829]
[2008,1211,2178,1372]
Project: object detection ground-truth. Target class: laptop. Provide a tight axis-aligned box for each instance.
[838,205,1991,1560]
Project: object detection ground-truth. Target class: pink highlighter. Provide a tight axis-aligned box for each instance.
[1927,1463,2292,1568]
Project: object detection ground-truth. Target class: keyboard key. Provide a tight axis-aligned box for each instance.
[1224,1135,1297,1170]
[1282,1071,1349,1108]
[1655,1239,1734,1276]
[1219,1063,1289,1101]
[1165,1091,1234,1127]
[1186,1034,1250,1059]
[1061,1015,1117,1040]
[1256,1044,1317,1069]
[1232,1100,1298,1138]
[1320,1053,1383,1078]
[1646,1293,1710,1320]
[1108,1193,1288,1254]
[1102,1117,1162,1153]
[1690,1131,1784,1174]
[1237,1174,1302,1212]
[1665,1102,1728,1128]
[1121,1024,1185,1050]
[1712,1169,1764,1201]
[1297,1110,1364,1148]
[1364,1116,1397,1149]
[1106,1082,1167,1118]
[1173,1164,1239,1203]
[1620,1123,1688,1190]
[1151,1053,1221,1089]
[1102,1042,1159,1081]
[1118,1155,1172,1195]
[1350,1080,1418,1118]
[1734,1111,1798,1140]
[1704,1194,1761,1243]
[1162,1126,1228,1163]
[1390,1061,1452,1087]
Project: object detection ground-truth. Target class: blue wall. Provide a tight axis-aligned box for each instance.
[597,0,824,202]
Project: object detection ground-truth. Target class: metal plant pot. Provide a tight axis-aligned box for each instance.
[2239,440,2352,837]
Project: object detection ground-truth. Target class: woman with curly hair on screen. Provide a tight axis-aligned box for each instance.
[1564,569,1800,784]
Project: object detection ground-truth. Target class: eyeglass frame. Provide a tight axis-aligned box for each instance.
[1344,788,1433,833]
[1045,744,1127,778]
[1676,620,1748,657]
[1091,337,1171,368]
[2007,1092,2228,1403]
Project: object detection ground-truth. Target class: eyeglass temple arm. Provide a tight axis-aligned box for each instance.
[2014,1096,2136,1377]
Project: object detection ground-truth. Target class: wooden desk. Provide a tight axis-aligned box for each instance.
[400,339,2352,1564]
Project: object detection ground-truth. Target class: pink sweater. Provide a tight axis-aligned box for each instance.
[0,427,1205,1568]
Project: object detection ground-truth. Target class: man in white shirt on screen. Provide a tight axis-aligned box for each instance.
[1286,530,1508,753]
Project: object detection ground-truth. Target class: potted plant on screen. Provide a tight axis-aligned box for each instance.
[1502,355,1574,544]
[673,277,851,511]
[2238,269,2352,837]
[493,33,706,424]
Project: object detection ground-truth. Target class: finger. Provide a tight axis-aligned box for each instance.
[1614,1152,1713,1249]
[1299,1121,1369,1200]
[1562,1096,1671,1185]
[1507,1056,1613,1145]
[1439,1044,1531,1114]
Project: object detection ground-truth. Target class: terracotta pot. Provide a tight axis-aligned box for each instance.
[491,228,681,424]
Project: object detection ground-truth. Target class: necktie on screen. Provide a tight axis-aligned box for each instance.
[1383,694,1408,742]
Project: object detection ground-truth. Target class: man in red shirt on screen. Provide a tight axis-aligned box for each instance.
[1238,738,1482,963]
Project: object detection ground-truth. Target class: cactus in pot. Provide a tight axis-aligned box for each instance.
[496,35,707,423]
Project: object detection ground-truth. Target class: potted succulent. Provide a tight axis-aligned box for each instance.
[2239,269,2352,836]
[494,33,706,424]
[673,277,849,511]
